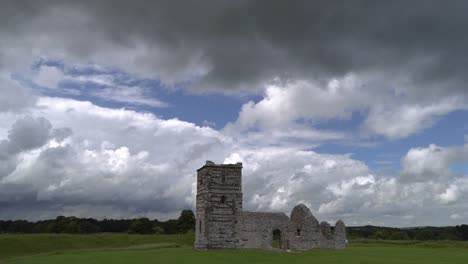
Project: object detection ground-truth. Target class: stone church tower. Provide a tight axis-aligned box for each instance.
[194,161,243,249]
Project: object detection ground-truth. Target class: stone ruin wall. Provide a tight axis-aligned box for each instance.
[236,205,347,251]
[194,161,347,251]
[236,211,290,249]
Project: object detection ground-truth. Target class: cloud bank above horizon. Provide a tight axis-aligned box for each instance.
[1,0,468,226]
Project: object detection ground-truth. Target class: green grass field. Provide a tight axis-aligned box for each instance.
[1,234,468,264]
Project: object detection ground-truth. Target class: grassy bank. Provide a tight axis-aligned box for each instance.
[3,244,468,264]
[2,234,468,264]
[0,233,193,261]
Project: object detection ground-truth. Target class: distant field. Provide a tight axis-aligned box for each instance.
[0,233,193,261]
[2,234,468,264]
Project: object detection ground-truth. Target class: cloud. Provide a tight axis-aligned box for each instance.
[450,213,462,220]
[363,97,468,139]
[0,116,55,179]
[228,77,365,130]
[1,1,468,94]
[34,65,64,89]
[0,97,371,221]
[401,143,468,182]
[6,116,53,153]
[0,97,467,225]
[90,86,168,108]
[2,1,468,141]
[220,146,468,226]
[227,76,467,140]
[437,185,460,204]
[30,63,169,108]
[0,76,35,112]
[202,120,216,128]
[0,97,232,219]
[225,147,371,213]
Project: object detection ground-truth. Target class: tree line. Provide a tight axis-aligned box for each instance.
[0,210,195,235]
[347,225,468,241]
[1,211,467,241]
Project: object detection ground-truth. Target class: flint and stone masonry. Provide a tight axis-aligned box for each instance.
[194,161,347,251]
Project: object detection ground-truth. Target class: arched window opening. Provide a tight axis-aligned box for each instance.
[296,229,302,237]
[199,220,202,233]
[221,195,226,203]
[272,229,281,249]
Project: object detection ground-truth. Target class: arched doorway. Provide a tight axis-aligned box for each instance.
[272,229,281,249]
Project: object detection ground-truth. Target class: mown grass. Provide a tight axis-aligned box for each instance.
[353,238,468,248]
[1,234,468,264]
[0,233,193,261]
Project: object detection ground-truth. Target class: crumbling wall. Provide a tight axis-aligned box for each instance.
[319,221,335,248]
[237,211,289,249]
[235,204,346,251]
[285,204,329,251]
[334,220,347,249]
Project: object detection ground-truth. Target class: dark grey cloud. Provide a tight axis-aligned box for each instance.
[2,0,468,95]
[0,116,54,179]
[79,0,468,94]
[0,183,37,204]
[6,116,52,153]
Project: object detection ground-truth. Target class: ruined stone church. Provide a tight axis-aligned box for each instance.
[194,161,347,251]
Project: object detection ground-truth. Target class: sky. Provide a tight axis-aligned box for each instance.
[1,0,468,227]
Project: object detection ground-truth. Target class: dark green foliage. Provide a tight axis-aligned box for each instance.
[414,230,434,241]
[455,224,468,240]
[129,218,154,234]
[389,231,410,240]
[0,210,196,235]
[347,225,468,241]
[100,219,133,232]
[160,220,179,234]
[177,210,196,234]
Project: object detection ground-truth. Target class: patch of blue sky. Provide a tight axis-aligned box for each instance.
[56,77,251,128]
[159,91,250,128]
[451,163,468,175]
[23,59,259,128]
[314,110,468,173]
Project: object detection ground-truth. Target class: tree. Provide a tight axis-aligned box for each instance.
[129,218,154,234]
[415,229,434,241]
[65,221,80,233]
[161,220,178,234]
[374,231,386,240]
[456,225,468,241]
[177,210,195,233]
[79,220,100,233]
[389,231,409,240]
[152,225,164,234]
